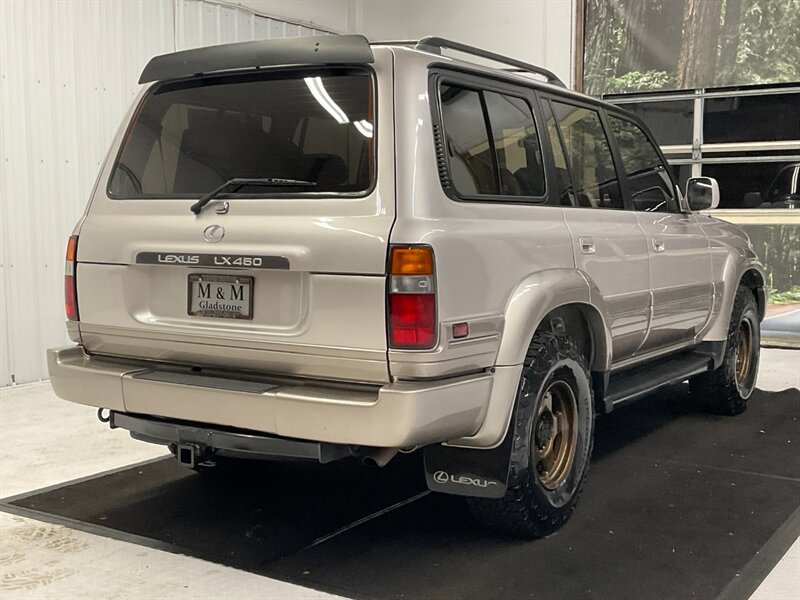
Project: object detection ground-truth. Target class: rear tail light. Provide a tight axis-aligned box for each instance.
[65,235,79,321]
[388,245,437,349]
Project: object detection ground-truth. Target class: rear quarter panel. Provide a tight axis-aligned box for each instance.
[388,48,588,376]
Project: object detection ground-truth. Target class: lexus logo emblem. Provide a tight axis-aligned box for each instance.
[433,471,449,484]
[203,225,225,243]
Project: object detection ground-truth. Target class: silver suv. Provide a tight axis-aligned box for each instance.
[48,36,765,537]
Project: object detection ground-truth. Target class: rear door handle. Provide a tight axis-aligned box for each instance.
[652,238,665,253]
[579,237,596,254]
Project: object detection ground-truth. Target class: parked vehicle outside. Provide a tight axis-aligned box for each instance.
[48,35,766,537]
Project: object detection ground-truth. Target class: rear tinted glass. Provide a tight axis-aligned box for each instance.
[438,82,545,200]
[439,85,497,195]
[109,69,374,197]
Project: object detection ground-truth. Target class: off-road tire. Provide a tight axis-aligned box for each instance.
[690,285,760,415]
[467,332,594,538]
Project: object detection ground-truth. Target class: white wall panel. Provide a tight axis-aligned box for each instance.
[0,0,327,386]
[359,0,575,87]
[235,1,351,33]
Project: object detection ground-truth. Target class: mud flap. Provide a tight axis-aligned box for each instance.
[423,427,514,499]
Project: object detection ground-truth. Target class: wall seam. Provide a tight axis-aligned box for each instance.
[202,0,342,34]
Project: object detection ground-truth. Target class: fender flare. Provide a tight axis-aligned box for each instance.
[703,256,766,342]
[449,269,612,449]
[495,269,613,372]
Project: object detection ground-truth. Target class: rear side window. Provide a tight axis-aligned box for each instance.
[548,100,623,210]
[438,83,545,200]
[607,114,676,212]
[109,68,374,198]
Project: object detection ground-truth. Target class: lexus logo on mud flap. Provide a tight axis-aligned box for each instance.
[433,470,498,488]
[203,225,225,243]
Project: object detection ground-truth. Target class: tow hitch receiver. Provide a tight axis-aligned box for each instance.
[176,443,203,468]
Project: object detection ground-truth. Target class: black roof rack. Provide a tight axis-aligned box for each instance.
[139,34,374,84]
[415,36,566,88]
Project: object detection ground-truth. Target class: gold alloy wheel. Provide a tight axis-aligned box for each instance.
[533,380,578,490]
[735,318,754,389]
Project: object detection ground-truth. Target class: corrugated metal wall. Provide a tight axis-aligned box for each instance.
[0,0,331,386]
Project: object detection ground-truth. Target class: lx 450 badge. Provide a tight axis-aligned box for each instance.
[135,252,290,270]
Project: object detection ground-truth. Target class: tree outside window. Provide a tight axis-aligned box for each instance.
[583,0,800,95]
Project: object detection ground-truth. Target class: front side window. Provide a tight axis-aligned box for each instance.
[607,114,676,212]
[549,100,623,209]
[438,82,545,200]
[109,68,374,198]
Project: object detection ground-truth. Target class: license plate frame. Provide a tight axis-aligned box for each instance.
[187,274,254,320]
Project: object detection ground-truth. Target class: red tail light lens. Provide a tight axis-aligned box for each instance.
[65,236,79,321]
[65,275,78,321]
[389,294,436,348]
[388,246,437,350]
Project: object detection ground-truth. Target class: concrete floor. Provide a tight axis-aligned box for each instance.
[1,349,798,599]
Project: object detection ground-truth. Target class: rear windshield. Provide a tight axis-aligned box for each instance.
[109,68,374,198]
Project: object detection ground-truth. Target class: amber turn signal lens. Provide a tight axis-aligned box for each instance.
[390,246,434,275]
[66,235,78,261]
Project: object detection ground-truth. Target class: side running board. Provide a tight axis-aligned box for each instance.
[602,351,714,412]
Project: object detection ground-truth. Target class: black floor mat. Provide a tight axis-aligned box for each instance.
[3,386,799,600]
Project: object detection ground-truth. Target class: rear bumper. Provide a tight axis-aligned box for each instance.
[47,346,493,448]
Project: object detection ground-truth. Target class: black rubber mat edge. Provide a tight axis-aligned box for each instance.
[0,456,188,556]
[0,501,185,556]
[0,456,169,505]
[0,494,369,600]
[717,505,800,600]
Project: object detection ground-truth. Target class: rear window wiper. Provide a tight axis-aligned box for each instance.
[190,177,317,215]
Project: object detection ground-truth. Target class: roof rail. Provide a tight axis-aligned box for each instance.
[415,36,566,88]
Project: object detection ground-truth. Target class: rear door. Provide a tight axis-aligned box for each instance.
[540,96,651,363]
[75,60,395,383]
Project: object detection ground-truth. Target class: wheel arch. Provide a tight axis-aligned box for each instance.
[496,269,613,372]
[740,267,766,321]
[703,260,767,342]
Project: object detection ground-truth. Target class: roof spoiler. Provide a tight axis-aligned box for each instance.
[138,34,374,84]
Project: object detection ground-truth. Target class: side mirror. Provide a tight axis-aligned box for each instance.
[685,177,720,211]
